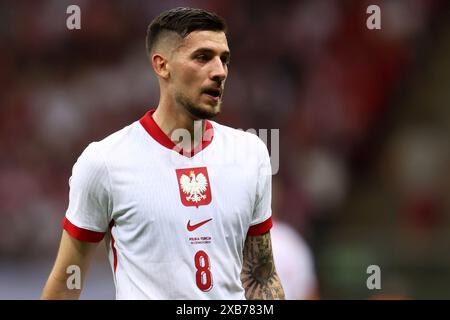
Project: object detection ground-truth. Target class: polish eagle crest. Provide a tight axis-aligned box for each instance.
[179,171,208,203]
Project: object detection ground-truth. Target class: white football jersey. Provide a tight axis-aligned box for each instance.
[63,110,273,299]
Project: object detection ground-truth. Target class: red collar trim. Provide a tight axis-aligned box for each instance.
[139,109,214,158]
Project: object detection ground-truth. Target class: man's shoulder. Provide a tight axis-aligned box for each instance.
[210,121,264,145]
[79,121,141,159]
[210,121,269,165]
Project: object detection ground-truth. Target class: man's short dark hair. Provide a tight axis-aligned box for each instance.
[146,7,227,55]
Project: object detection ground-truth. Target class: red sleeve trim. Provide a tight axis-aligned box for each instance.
[247,217,273,236]
[63,217,106,243]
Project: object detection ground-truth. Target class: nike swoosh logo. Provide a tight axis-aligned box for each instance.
[187,218,213,232]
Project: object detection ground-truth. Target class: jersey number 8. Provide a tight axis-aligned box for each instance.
[194,250,213,291]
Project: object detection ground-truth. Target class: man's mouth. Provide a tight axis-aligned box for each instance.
[202,88,222,99]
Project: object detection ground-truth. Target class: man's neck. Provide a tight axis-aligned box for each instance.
[152,103,205,152]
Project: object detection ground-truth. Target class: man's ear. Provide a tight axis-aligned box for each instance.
[151,53,170,79]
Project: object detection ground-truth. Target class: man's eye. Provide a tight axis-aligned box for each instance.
[196,55,208,62]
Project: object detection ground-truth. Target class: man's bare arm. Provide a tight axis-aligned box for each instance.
[41,230,98,299]
[241,231,285,299]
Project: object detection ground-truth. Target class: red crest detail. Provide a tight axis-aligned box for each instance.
[176,167,212,208]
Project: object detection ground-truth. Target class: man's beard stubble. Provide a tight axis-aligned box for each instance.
[175,92,221,120]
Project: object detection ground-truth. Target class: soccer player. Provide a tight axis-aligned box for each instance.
[41,7,285,300]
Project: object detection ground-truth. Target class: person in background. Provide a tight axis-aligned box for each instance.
[271,176,319,299]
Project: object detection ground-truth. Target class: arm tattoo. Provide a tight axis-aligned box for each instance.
[241,232,285,300]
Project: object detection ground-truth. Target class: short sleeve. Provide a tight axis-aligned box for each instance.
[63,143,112,242]
[248,137,273,236]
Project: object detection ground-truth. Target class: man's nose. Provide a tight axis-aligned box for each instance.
[210,57,227,83]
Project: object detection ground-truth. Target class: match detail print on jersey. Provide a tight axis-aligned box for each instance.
[176,167,212,208]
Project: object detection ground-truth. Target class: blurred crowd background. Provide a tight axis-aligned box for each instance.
[0,0,449,299]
